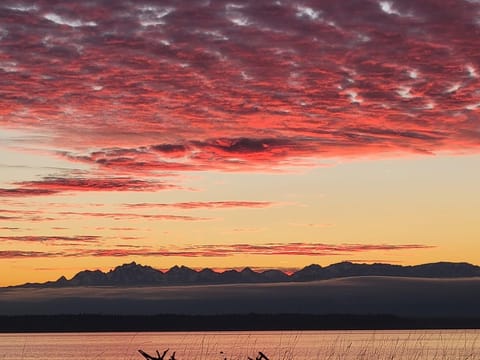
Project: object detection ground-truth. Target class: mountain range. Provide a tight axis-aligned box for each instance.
[14,261,480,288]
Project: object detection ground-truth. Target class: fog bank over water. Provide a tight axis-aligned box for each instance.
[1,277,479,317]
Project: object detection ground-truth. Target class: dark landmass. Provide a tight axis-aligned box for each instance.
[2,277,480,317]
[12,261,480,288]
[1,313,479,332]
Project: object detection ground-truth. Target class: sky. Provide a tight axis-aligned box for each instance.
[1,0,480,287]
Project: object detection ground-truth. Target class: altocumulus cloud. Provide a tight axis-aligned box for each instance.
[0,0,479,180]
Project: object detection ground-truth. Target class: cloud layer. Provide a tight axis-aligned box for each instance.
[1,0,475,274]
[0,176,180,197]
[1,0,479,181]
[123,201,278,209]
[0,241,432,259]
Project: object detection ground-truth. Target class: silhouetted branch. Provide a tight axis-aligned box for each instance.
[139,348,267,360]
[138,349,169,360]
[257,352,270,360]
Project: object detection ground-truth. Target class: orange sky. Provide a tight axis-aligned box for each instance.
[1,0,480,286]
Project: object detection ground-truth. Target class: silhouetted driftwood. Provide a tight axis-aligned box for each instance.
[248,351,270,360]
[139,349,268,360]
[138,349,176,360]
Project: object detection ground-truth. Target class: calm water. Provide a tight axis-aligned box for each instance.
[0,330,478,360]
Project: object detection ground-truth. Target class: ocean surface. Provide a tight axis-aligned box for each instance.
[0,330,478,360]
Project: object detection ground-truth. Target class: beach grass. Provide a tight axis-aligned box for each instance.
[137,330,479,360]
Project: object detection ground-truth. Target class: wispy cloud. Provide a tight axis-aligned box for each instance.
[0,242,432,259]
[289,223,334,228]
[79,242,433,257]
[0,235,101,244]
[20,177,172,191]
[0,188,57,197]
[123,201,278,210]
[56,211,212,222]
[0,207,211,223]
[0,251,62,259]
[0,177,177,197]
[0,209,51,222]
[166,243,435,257]
[223,227,265,234]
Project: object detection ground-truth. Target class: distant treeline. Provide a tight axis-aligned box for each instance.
[1,314,479,332]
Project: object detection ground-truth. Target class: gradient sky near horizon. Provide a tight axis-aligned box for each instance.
[1,0,480,286]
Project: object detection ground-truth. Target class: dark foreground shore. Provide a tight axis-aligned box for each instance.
[1,314,479,332]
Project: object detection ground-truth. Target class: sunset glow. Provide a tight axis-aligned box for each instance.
[1,0,479,286]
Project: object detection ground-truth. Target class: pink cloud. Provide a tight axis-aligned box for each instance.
[0,0,475,269]
[0,251,62,259]
[123,201,278,210]
[0,0,478,185]
[0,215,20,220]
[0,176,178,197]
[0,207,211,223]
[66,242,436,258]
[0,188,58,197]
[0,209,49,222]
[0,241,433,259]
[56,211,211,221]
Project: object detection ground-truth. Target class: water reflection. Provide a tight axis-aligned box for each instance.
[0,330,478,360]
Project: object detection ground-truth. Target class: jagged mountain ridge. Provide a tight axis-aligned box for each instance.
[16,261,480,288]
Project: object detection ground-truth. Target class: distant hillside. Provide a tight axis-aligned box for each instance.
[12,261,480,288]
